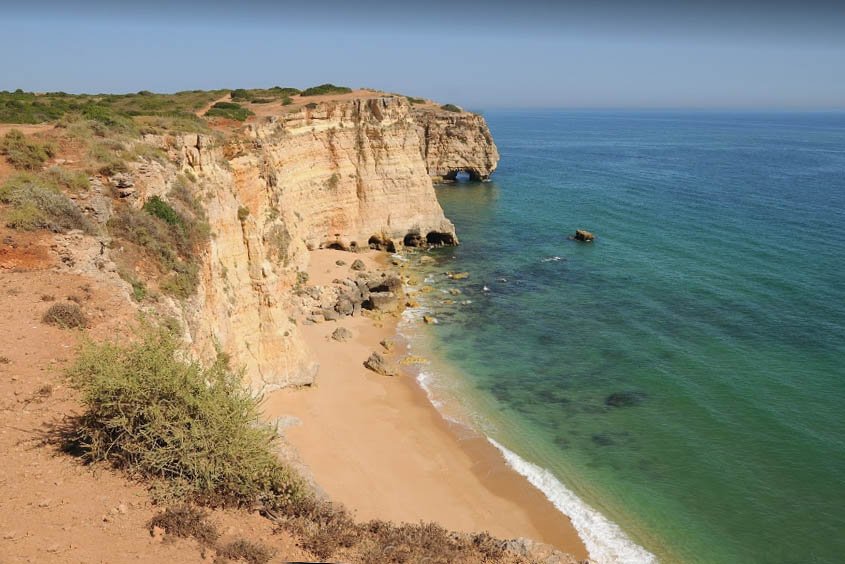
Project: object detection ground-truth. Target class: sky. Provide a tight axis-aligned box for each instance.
[2,0,844,109]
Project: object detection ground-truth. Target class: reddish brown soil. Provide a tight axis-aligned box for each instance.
[0,230,314,563]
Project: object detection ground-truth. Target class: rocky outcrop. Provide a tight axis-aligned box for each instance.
[413,106,499,182]
[573,229,595,242]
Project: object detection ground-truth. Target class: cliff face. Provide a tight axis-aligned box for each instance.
[413,107,500,181]
[147,96,498,391]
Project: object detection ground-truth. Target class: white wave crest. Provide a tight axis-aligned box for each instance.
[488,439,658,564]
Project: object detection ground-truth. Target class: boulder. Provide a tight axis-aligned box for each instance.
[351,259,366,271]
[419,255,436,265]
[331,327,353,342]
[363,352,397,377]
[423,315,438,324]
[574,229,595,242]
[110,173,135,198]
[334,295,355,316]
[335,259,347,266]
[366,291,399,312]
[447,271,469,280]
[321,308,341,322]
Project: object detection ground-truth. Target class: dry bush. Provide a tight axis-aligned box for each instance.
[0,130,55,170]
[0,173,93,233]
[66,326,310,509]
[42,303,87,328]
[148,505,219,546]
[216,539,274,564]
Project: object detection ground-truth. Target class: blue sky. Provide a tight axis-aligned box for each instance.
[2,1,844,109]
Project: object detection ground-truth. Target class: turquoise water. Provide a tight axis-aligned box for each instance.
[409,111,845,563]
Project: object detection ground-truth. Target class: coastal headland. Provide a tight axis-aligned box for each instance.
[0,85,587,563]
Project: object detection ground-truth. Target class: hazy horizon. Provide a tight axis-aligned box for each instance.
[3,0,844,110]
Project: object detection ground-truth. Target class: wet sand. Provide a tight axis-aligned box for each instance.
[263,249,587,558]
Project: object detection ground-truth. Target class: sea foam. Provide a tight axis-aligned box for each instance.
[488,438,658,564]
[400,285,657,564]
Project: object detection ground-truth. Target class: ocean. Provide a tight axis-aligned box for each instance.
[400,110,845,563]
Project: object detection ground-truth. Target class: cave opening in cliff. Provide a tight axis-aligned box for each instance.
[426,232,456,247]
[404,233,424,247]
[368,235,396,253]
[445,169,480,182]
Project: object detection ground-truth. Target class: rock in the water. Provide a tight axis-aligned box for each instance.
[422,315,438,324]
[351,259,366,271]
[419,255,436,265]
[331,327,353,342]
[605,391,646,408]
[447,271,469,280]
[363,351,397,376]
[573,229,595,242]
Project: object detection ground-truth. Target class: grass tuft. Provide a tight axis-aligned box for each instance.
[0,173,93,232]
[148,504,220,546]
[0,130,55,170]
[216,539,275,564]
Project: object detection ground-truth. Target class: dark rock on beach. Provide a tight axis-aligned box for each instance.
[363,351,397,376]
[331,327,353,342]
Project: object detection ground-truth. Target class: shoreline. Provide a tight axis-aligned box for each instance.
[263,248,589,559]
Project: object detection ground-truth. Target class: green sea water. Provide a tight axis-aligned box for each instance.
[402,111,845,563]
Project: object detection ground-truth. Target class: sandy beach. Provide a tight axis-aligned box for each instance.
[263,249,588,558]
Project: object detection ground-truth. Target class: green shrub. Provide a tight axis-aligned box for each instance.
[0,130,54,170]
[109,189,208,298]
[204,102,253,122]
[66,327,310,509]
[144,195,182,226]
[230,89,250,101]
[281,96,293,106]
[43,302,88,328]
[406,96,425,105]
[0,173,92,232]
[440,104,462,113]
[299,84,352,97]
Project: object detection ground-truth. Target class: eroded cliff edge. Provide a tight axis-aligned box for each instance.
[125,96,498,391]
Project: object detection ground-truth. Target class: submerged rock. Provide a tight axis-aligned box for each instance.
[363,351,397,376]
[605,391,646,408]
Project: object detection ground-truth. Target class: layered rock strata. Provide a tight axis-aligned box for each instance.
[121,96,498,391]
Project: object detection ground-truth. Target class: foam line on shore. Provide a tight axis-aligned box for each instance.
[400,303,656,564]
[489,439,658,564]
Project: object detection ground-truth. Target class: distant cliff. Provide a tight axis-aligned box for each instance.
[127,96,498,391]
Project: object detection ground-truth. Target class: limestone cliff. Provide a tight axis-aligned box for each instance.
[412,107,500,181]
[133,95,498,392]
